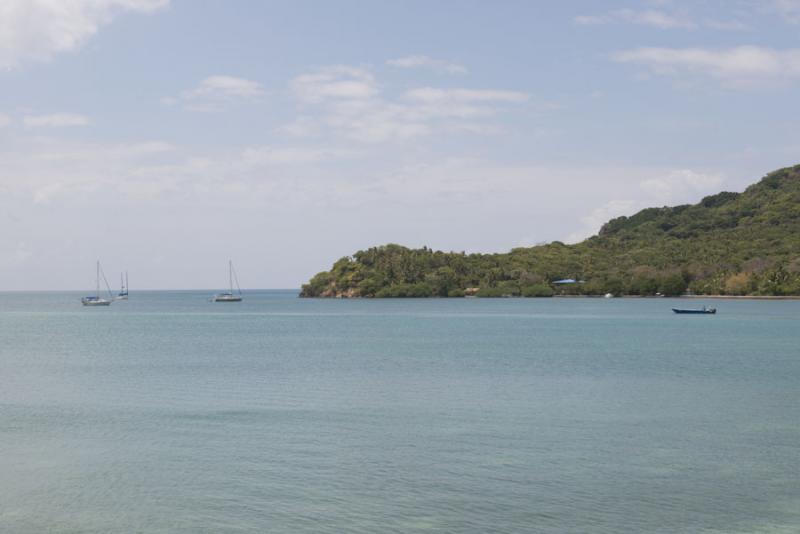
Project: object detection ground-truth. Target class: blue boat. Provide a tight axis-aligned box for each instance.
[672,306,716,314]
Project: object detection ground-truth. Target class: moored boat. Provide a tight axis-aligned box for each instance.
[672,306,716,314]
[116,271,129,300]
[212,260,243,302]
[82,261,114,306]
[213,292,242,302]
[81,296,111,306]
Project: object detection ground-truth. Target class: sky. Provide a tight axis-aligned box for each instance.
[1,0,799,290]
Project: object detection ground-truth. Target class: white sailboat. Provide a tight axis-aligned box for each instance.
[116,271,129,300]
[82,261,114,306]
[212,260,243,302]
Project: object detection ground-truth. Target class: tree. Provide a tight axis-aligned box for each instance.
[660,273,687,296]
[724,272,751,295]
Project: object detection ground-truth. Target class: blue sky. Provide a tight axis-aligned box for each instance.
[1,0,799,289]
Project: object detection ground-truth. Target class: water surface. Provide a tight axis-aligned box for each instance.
[1,291,798,533]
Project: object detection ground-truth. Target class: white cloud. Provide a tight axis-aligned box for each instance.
[639,169,724,201]
[765,0,800,23]
[576,7,751,31]
[612,46,800,85]
[285,65,530,143]
[24,113,90,127]
[0,0,169,68]
[575,8,695,29]
[289,66,377,103]
[241,146,358,166]
[566,199,638,243]
[168,75,264,111]
[566,169,726,243]
[325,103,433,143]
[404,88,529,104]
[703,19,749,31]
[0,138,175,205]
[0,114,11,127]
[0,130,739,288]
[0,135,362,207]
[349,162,728,246]
[443,123,504,135]
[184,75,263,98]
[574,15,610,26]
[387,55,467,74]
[278,116,320,138]
[35,140,173,161]
[399,87,530,122]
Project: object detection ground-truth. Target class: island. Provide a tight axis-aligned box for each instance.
[301,164,800,298]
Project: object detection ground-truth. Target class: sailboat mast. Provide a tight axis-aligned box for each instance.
[96,261,100,298]
[229,260,233,293]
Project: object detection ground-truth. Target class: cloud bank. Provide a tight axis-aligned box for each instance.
[613,46,800,86]
[575,8,696,29]
[0,0,170,68]
[387,55,467,74]
[24,113,90,127]
[285,65,530,142]
[165,75,265,111]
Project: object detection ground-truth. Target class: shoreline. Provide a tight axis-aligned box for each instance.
[679,294,800,300]
[305,293,800,300]
[552,294,800,300]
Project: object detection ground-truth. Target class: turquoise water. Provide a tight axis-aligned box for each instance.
[1,291,798,533]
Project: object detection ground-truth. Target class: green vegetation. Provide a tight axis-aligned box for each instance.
[301,164,800,297]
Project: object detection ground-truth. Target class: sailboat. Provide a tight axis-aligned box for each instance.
[116,271,129,300]
[81,261,114,306]
[212,260,243,302]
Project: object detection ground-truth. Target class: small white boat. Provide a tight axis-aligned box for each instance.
[213,293,242,302]
[212,261,243,302]
[115,271,129,300]
[81,296,111,306]
[604,293,614,298]
[82,261,113,306]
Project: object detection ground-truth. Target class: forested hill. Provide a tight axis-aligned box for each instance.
[301,164,800,298]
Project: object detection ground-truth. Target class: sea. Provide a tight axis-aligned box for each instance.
[1,290,798,533]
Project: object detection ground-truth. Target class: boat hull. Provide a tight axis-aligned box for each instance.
[82,298,112,306]
[672,308,716,314]
[213,295,242,302]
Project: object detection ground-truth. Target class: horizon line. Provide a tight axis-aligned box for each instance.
[0,288,301,293]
